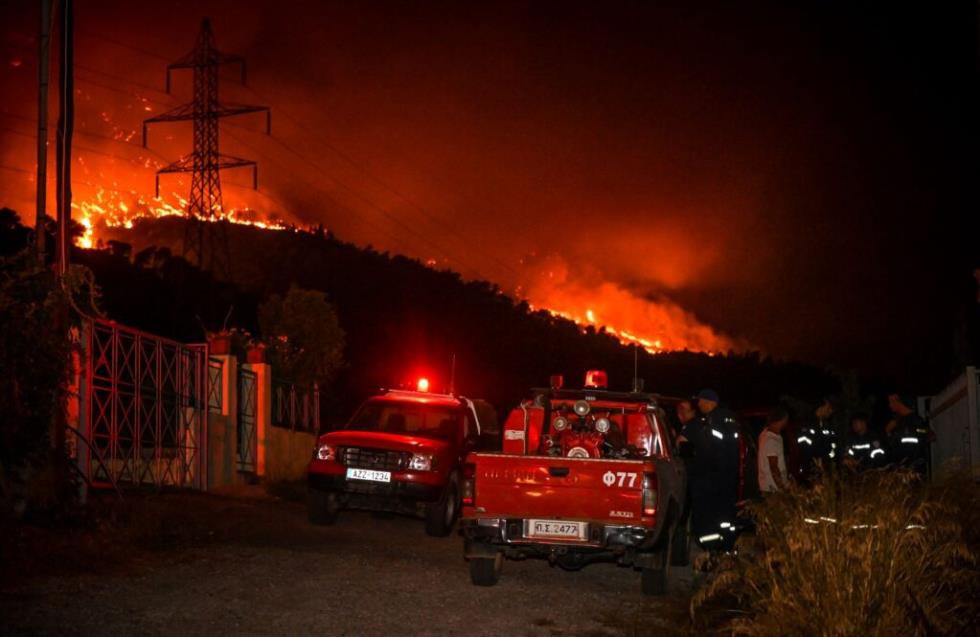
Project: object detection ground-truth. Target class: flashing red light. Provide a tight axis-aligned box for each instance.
[584,370,608,389]
[417,377,430,392]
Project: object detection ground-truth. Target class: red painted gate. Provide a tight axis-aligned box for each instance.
[77,318,208,490]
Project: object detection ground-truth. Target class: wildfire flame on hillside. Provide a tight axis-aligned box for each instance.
[17,63,741,358]
[72,188,289,249]
[518,256,743,355]
[71,195,743,356]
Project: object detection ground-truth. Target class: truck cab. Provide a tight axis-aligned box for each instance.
[460,372,687,594]
[308,384,498,536]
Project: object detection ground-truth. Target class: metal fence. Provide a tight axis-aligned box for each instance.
[272,379,320,433]
[82,318,208,490]
[207,357,223,413]
[237,368,258,472]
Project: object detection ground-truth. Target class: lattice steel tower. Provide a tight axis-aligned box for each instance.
[143,18,270,273]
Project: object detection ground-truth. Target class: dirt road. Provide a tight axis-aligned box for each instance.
[1,490,691,637]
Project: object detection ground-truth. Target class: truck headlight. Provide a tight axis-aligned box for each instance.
[409,453,435,471]
[315,443,335,461]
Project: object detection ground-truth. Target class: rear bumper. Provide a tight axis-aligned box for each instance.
[461,517,656,554]
[308,473,443,515]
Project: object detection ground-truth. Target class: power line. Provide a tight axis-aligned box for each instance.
[10,28,508,276]
[0,120,291,215]
[71,28,520,280]
[73,59,476,268]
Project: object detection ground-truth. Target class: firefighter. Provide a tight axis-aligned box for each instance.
[842,413,885,470]
[682,389,741,552]
[797,399,836,481]
[884,394,933,476]
[674,399,697,440]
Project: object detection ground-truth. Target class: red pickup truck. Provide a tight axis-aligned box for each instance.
[460,372,687,594]
[308,385,498,536]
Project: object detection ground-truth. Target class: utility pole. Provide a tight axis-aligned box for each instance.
[35,0,51,260]
[54,0,73,276]
[49,0,73,494]
[143,18,270,275]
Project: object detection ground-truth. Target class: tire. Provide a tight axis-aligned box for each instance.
[642,527,672,596]
[425,478,459,537]
[308,488,339,525]
[670,514,690,567]
[469,553,502,587]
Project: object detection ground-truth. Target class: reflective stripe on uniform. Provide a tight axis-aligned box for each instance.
[711,429,723,440]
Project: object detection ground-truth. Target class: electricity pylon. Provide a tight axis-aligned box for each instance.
[143,18,270,274]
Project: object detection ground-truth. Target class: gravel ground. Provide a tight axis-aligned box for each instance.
[1,491,693,637]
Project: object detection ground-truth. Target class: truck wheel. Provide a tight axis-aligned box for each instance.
[469,553,502,587]
[308,488,339,525]
[670,515,690,567]
[425,478,458,537]
[642,532,672,596]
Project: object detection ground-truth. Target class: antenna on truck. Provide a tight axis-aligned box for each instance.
[632,344,644,393]
[449,354,457,395]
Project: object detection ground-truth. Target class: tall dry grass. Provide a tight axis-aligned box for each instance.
[691,469,980,636]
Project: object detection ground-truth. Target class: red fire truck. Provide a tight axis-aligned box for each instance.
[308,381,498,536]
[460,372,687,594]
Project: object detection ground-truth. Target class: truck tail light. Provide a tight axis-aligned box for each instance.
[642,472,657,518]
[461,462,476,506]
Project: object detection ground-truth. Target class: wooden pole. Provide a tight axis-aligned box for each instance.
[54,0,73,276]
[51,0,73,472]
[35,0,51,259]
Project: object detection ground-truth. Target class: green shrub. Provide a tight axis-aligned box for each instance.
[692,469,980,636]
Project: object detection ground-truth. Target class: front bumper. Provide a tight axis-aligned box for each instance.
[308,473,443,515]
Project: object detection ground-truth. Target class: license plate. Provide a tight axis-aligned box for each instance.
[525,519,588,540]
[346,468,391,483]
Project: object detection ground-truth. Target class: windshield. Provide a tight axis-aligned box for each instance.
[347,400,460,441]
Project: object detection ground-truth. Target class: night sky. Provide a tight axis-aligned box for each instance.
[1,1,976,391]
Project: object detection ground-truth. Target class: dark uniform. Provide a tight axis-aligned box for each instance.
[683,407,741,551]
[797,417,836,480]
[843,430,886,470]
[886,413,932,476]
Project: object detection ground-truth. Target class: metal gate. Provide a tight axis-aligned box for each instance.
[237,368,257,472]
[81,318,208,490]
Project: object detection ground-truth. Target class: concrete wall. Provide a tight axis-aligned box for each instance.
[207,412,249,489]
[208,354,249,489]
[207,356,316,488]
[264,426,317,482]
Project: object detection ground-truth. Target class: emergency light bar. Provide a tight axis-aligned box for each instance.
[584,370,608,389]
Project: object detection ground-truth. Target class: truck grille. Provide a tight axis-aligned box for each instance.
[338,447,410,472]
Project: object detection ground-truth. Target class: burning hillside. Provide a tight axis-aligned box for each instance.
[72,192,745,356]
[72,187,288,249]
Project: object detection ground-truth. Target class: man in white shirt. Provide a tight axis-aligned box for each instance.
[758,407,789,493]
